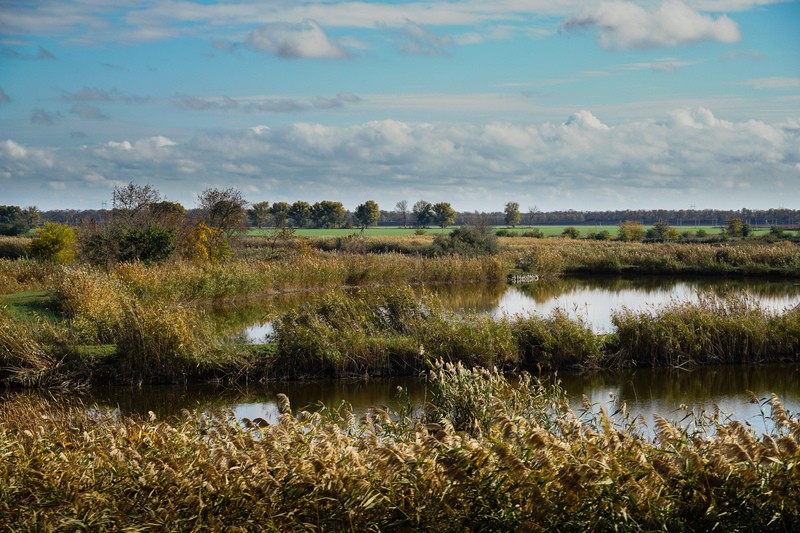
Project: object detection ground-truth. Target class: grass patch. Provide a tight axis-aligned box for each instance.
[0,290,59,323]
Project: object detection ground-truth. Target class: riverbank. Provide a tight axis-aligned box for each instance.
[2,284,799,386]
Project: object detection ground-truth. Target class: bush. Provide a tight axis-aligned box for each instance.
[30,223,77,264]
[118,224,176,264]
[432,225,499,256]
[561,227,580,239]
[521,228,544,238]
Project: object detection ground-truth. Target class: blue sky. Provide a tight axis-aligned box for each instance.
[1,1,798,212]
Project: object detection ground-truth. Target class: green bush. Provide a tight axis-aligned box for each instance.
[29,223,77,264]
[433,224,499,256]
[118,224,176,264]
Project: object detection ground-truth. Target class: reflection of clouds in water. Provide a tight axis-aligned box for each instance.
[241,322,275,343]
[493,283,800,333]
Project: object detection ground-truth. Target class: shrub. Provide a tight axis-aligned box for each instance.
[30,223,77,264]
[118,224,176,264]
[561,226,580,239]
[433,224,499,256]
[521,228,544,238]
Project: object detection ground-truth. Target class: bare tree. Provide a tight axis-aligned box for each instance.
[395,200,409,228]
[527,205,539,227]
[112,182,161,228]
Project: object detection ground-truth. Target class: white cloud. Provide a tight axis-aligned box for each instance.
[564,1,741,50]
[245,20,348,59]
[3,107,797,210]
[737,77,800,90]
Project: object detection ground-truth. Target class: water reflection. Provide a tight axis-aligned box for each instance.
[6,364,797,437]
[227,276,800,340]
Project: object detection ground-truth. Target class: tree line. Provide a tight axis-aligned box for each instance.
[29,203,799,231]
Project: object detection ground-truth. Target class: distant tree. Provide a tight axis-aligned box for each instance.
[197,188,248,237]
[248,201,271,228]
[30,222,77,264]
[412,200,434,228]
[395,200,409,228]
[354,200,380,231]
[21,206,41,229]
[270,202,292,228]
[617,220,645,242]
[562,226,580,239]
[433,202,456,229]
[527,205,538,227]
[289,201,312,228]
[504,202,521,227]
[311,201,347,228]
[0,205,30,236]
[726,217,744,237]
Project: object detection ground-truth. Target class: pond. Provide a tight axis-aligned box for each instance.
[227,275,800,340]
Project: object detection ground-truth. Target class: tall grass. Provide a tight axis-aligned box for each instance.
[1,363,799,530]
[512,239,800,277]
[112,300,212,384]
[612,293,800,366]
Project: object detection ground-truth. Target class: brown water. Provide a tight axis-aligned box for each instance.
[9,363,797,436]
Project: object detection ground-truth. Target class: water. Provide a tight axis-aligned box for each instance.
[231,276,800,339]
[12,363,798,437]
[5,276,799,434]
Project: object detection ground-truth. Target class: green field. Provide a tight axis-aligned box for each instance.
[246,225,736,238]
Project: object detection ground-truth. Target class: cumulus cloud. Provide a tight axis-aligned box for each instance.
[564,1,741,50]
[3,109,797,209]
[245,20,349,59]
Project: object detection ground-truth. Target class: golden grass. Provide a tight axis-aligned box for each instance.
[1,362,798,530]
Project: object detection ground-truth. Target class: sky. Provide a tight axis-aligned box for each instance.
[1,1,798,213]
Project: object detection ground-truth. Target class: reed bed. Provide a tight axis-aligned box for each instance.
[513,239,800,277]
[0,258,59,294]
[108,252,512,302]
[612,293,800,367]
[1,362,798,531]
